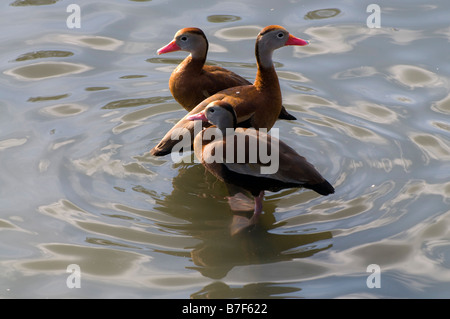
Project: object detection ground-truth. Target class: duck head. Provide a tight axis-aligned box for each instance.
[157,27,208,60]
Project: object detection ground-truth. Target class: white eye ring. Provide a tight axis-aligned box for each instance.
[180,36,188,41]
[277,32,284,38]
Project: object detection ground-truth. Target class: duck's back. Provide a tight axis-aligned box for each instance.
[197,128,335,196]
[170,59,252,111]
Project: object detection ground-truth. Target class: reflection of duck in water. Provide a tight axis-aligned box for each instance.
[148,160,333,280]
[188,223,333,280]
[191,281,301,299]
[187,101,335,234]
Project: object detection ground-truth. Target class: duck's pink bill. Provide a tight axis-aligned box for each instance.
[187,112,207,121]
[157,40,181,55]
[285,34,309,46]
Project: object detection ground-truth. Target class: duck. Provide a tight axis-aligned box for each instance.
[150,25,308,156]
[187,101,335,233]
[157,27,296,119]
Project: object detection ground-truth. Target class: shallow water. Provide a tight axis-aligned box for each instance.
[0,0,449,298]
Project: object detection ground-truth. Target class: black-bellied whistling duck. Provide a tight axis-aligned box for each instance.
[187,101,334,233]
[157,27,296,119]
[150,25,308,156]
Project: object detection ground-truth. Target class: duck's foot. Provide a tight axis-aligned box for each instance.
[229,191,264,236]
[230,214,257,236]
[226,192,254,212]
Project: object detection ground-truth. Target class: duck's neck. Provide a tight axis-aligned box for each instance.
[184,40,208,70]
[180,54,205,74]
[216,126,229,137]
[254,44,280,91]
[216,120,235,137]
[191,46,208,62]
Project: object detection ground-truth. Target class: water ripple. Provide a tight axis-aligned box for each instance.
[388,65,444,88]
[4,62,92,80]
[305,8,341,20]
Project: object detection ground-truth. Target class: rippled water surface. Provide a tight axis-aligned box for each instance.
[1,0,449,298]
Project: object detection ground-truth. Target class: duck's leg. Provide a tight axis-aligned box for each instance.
[226,184,254,212]
[249,191,264,224]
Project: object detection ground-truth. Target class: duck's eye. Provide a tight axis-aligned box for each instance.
[277,32,284,39]
[180,36,188,41]
[209,108,215,113]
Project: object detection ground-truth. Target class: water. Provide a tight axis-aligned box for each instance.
[0,0,449,299]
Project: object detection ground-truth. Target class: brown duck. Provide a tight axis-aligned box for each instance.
[157,27,296,119]
[187,101,334,232]
[151,25,308,156]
